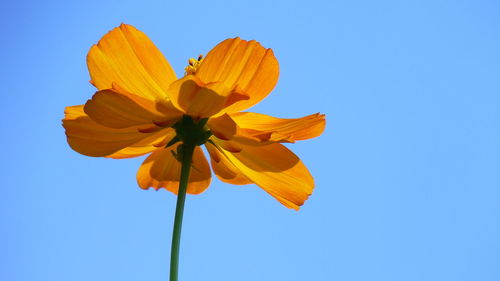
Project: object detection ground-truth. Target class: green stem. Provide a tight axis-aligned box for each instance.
[170,143,195,281]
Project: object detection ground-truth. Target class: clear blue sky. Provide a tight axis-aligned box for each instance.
[1,1,499,280]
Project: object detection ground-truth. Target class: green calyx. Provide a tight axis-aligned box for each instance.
[167,115,212,148]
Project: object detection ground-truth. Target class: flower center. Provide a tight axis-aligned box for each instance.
[168,115,212,148]
[184,54,204,75]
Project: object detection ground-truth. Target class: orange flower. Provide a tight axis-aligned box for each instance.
[63,24,325,210]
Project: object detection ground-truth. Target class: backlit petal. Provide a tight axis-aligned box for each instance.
[107,130,175,159]
[87,24,176,101]
[168,75,249,118]
[206,142,252,185]
[84,86,182,129]
[228,112,326,142]
[212,141,314,210]
[208,114,284,146]
[137,144,211,194]
[208,112,325,147]
[63,105,173,158]
[196,38,279,113]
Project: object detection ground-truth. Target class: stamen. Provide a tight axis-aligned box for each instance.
[184,55,204,75]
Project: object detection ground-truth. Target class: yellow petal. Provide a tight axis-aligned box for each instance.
[208,112,325,146]
[107,130,175,159]
[87,24,176,101]
[208,114,279,146]
[206,142,252,185]
[84,86,182,129]
[228,112,326,142]
[196,38,279,113]
[168,75,249,118]
[212,141,314,210]
[137,144,211,194]
[63,105,173,158]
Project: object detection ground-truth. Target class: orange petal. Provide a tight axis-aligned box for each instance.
[84,86,182,129]
[107,130,175,159]
[196,38,279,113]
[211,141,314,210]
[63,105,173,158]
[206,142,252,185]
[168,75,249,118]
[207,114,270,146]
[137,144,211,194]
[228,112,326,142]
[208,112,324,146]
[87,24,177,101]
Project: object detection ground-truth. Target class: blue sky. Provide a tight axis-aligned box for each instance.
[1,0,500,280]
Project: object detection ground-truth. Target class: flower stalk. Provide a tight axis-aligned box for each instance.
[170,142,195,281]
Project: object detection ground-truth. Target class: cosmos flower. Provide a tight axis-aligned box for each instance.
[63,24,325,210]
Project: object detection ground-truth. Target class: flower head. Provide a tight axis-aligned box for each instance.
[63,24,325,210]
